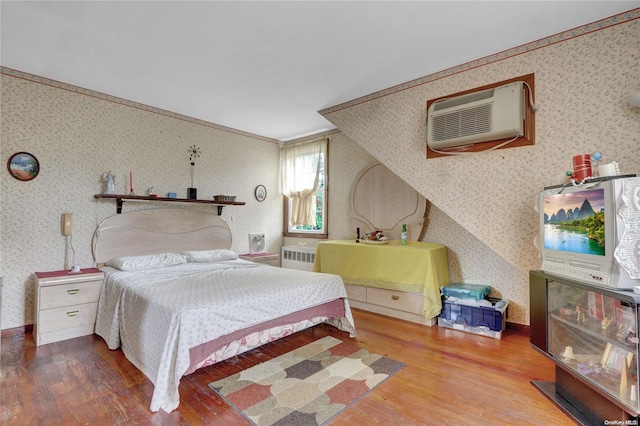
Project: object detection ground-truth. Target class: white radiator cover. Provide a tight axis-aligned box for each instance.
[281,246,316,271]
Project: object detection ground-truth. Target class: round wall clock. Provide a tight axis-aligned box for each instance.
[255,185,267,202]
[7,152,40,181]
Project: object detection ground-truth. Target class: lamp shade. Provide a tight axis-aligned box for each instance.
[630,93,640,108]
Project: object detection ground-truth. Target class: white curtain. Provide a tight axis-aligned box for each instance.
[279,138,327,227]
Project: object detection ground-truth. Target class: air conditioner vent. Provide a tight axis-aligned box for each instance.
[432,88,495,112]
[427,81,524,150]
[432,103,493,142]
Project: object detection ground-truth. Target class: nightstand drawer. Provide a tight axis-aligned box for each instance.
[366,288,423,315]
[39,280,102,310]
[38,302,98,333]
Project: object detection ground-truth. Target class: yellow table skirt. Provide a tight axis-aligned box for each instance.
[313,240,450,319]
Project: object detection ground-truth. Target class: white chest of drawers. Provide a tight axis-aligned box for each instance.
[344,284,434,325]
[34,268,104,346]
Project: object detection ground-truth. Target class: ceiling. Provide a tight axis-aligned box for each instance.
[2,1,638,141]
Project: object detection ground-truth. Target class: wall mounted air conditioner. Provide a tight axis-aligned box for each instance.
[427,81,524,150]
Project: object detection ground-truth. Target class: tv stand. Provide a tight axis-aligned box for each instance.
[530,270,640,424]
[533,368,611,426]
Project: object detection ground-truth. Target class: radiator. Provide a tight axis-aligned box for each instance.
[281,246,316,271]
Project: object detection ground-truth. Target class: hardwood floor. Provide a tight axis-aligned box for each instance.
[1,309,574,425]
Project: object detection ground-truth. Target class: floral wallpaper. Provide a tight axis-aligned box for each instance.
[321,12,640,324]
[1,73,282,329]
[1,10,639,330]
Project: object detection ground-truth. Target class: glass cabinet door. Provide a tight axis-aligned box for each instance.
[547,280,640,412]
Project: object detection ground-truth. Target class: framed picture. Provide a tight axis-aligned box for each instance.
[601,343,634,372]
[588,292,605,319]
[616,303,636,335]
[255,185,266,202]
[7,152,40,181]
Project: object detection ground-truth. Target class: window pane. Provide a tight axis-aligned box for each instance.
[282,138,328,238]
[289,172,324,232]
[289,186,325,233]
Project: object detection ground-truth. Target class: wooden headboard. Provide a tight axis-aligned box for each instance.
[92,208,232,265]
[349,163,427,241]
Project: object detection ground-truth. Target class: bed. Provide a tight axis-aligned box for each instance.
[91,208,355,413]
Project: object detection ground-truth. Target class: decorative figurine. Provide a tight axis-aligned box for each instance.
[590,150,603,177]
[576,305,587,323]
[562,346,575,359]
[360,230,388,242]
[188,145,201,200]
[601,317,612,330]
[102,171,116,194]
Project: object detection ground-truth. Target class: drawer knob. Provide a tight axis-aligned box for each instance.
[391,295,400,300]
[67,289,80,295]
[66,311,79,317]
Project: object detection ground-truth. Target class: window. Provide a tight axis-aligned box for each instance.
[286,175,325,235]
[280,138,328,238]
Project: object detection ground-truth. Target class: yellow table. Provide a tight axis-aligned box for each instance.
[313,240,450,319]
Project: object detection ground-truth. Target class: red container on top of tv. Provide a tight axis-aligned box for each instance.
[572,154,592,182]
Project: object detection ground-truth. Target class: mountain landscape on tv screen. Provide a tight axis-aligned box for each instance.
[543,193,605,255]
[545,199,596,223]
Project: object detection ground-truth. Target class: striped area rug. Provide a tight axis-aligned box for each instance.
[209,335,405,426]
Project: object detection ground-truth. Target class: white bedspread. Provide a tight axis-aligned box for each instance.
[95,259,355,413]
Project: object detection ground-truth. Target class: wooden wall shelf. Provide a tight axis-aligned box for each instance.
[94,194,245,215]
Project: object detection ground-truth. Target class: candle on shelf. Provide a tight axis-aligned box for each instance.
[130,171,133,194]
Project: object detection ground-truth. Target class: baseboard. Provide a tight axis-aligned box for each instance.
[1,324,33,339]
[506,322,530,333]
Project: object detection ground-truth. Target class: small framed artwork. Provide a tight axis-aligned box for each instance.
[616,304,636,335]
[601,343,634,372]
[255,185,267,202]
[7,152,40,181]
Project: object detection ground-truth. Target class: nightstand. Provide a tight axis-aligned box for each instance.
[34,268,104,346]
[238,253,280,267]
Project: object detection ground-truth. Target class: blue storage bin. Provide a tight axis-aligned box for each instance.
[439,298,508,332]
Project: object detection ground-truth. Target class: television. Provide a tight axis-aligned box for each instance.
[537,175,640,289]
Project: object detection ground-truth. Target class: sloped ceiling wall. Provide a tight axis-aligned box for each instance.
[320,15,640,324]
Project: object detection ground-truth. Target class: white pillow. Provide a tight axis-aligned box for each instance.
[183,249,238,263]
[107,252,187,271]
